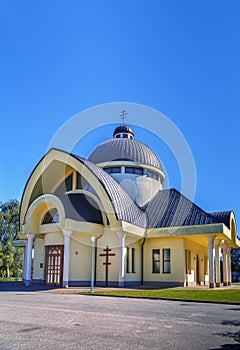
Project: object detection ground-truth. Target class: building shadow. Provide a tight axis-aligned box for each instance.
[211,320,240,349]
[209,345,240,349]
[221,320,240,327]
[0,281,57,292]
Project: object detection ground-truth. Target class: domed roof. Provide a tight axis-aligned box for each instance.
[113,125,134,138]
[87,138,162,170]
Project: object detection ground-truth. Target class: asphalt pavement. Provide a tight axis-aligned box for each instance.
[0,285,240,349]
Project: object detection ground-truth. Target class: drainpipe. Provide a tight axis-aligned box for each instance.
[141,238,146,285]
[94,234,102,286]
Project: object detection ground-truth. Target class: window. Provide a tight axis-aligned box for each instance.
[125,167,134,173]
[185,250,191,274]
[126,247,130,273]
[135,168,143,175]
[55,173,73,194]
[146,170,159,181]
[126,247,136,273]
[42,208,59,224]
[115,133,133,139]
[163,249,171,273]
[152,249,160,273]
[82,184,97,195]
[125,167,143,175]
[112,167,121,173]
[77,173,91,189]
[103,167,121,174]
[132,248,135,273]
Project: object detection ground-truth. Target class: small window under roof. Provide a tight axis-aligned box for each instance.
[125,167,143,175]
[103,167,121,174]
[42,208,59,224]
[55,173,73,194]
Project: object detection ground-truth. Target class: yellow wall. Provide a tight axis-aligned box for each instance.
[33,232,63,282]
[31,231,210,287]
[124,238,142,283]
[69,231,143,284]
[32,237,45,281]
[144,237,185,283]
[96,230,119,283]
[69,232,92,281]
[184,238,209,285]
[44,232,64,245]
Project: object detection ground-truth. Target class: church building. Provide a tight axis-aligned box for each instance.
[19,120,239,288]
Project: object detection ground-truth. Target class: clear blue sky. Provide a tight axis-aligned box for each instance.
[1,1,240,225]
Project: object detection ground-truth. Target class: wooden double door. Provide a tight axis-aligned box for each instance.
[45,245,64,286]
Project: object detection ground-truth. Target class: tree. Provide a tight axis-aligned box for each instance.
[0,200,19,242]
[0,199,22,278]
[231,249,240,273]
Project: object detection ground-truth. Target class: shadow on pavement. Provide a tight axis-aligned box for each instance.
[209,345,240,349]
[212,328,240,349]
[0,281,58,292]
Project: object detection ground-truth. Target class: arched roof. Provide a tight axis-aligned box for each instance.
[87,138,162,170]
[20,148,146,230]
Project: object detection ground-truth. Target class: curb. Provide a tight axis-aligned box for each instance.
[79,293,240,305]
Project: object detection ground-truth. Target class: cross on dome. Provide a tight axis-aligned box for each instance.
[120,109,128,125]
[113,110,134,139]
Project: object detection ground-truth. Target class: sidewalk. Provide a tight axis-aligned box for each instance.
[1,281,240,294]
[0,281,131,293]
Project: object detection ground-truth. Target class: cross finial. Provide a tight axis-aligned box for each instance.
[120,109,128,125]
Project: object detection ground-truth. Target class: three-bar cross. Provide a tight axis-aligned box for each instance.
[99,246,115,287]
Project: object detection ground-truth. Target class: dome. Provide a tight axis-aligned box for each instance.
[87,138,162,170]
[113,125,134,139]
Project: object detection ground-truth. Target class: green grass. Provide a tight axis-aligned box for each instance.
[80,288,240,304]
[0,277,22,282]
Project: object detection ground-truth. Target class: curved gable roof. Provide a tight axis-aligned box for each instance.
[20,148,146,229]
[209,211,232,230]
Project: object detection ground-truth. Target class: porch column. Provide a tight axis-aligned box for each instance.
[25,234,35,286]
[206,235,216,288]
[117,232,126,287]
[62,230,72,288]
[222,241,228,286]
[227,246,232,286]
[215,239,221,287]
[22,244,27,282]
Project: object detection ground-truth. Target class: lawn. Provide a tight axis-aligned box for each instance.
[0,277,21,282]
[80,288,240,304]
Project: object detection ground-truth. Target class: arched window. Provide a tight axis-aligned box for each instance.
[42,208,59,224]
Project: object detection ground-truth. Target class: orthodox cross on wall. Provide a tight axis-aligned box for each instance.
[99,246,115,287]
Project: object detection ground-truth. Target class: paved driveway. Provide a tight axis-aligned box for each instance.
[0,288,240,349]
